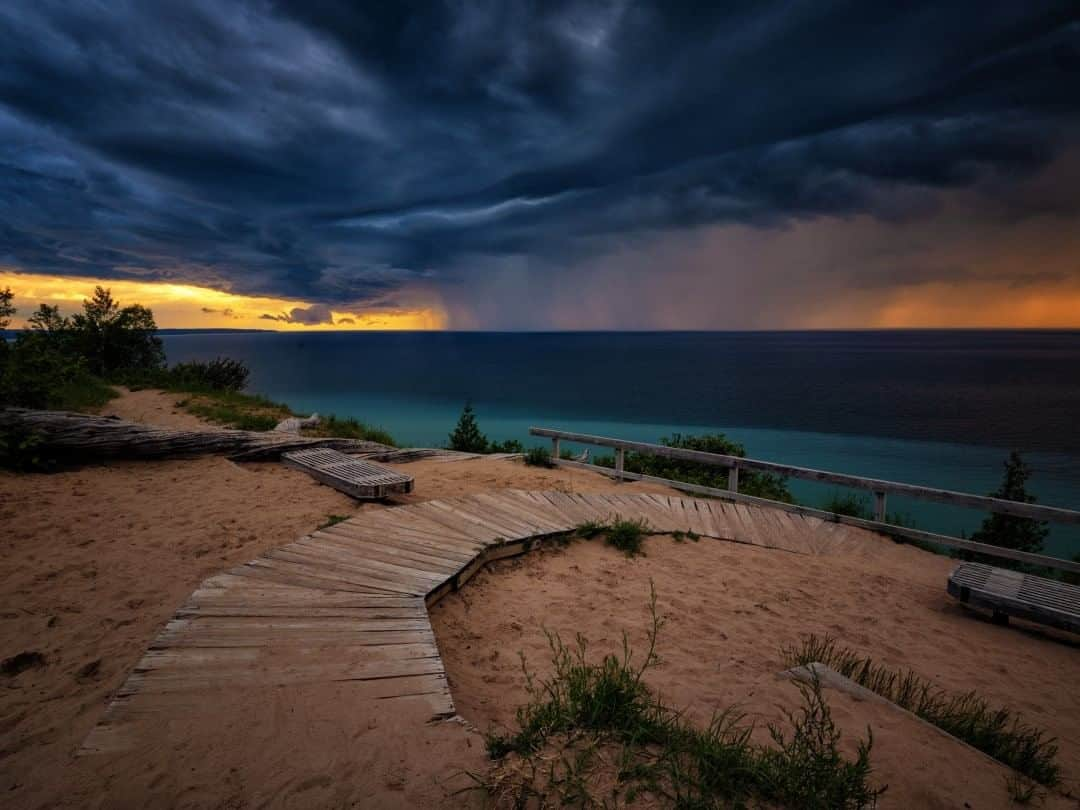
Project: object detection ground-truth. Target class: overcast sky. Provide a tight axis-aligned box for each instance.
[1,2,1078,328]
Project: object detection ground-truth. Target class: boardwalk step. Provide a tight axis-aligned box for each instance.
[282,447,414,499]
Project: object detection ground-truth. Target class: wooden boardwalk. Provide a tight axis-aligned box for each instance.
[282,447,414,498]
[81,490,886,755]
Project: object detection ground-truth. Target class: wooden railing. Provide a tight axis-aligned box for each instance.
[529,427,1080,574]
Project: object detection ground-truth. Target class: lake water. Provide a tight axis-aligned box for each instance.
[160,330,1080,559]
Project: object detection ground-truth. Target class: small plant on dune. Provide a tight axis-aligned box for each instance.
[166,357,250,392]
[606,517,650,556]
[1006,773,1043,805]
[572,518,650,556]
[0,426,52,472]
[574,519,609,539]
[784,635,1060,786]
[317,514,349,530]
[301,414,396,446]
[477,585,884,809]
[522,446,554,468]
[823,491,872,518]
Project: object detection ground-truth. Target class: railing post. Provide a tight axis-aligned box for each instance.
[728,464,739,493]
[615,448,625,481]
[551,437,560,462]
[874,490,886,522]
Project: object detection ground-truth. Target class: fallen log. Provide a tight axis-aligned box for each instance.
[0,408,394,462]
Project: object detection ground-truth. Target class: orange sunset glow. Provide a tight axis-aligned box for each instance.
[0,271,447,331]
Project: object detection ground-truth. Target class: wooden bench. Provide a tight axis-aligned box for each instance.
[281,447,414,499]
[947,562,1079,634]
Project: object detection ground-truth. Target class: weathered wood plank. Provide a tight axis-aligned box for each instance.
[282,448,414,499]
[948,562,1080,634]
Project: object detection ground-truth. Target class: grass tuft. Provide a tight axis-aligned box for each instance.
[317,514,350,530]
[176,390,292,431]
[573,517,650,556]
[522,446,554,468]
[606,517,649,556]
[300,414,396,446]
[784,635,1060,786]
[574,520,608,540]
[478,585,885,809]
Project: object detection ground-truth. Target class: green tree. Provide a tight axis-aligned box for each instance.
[448,402,489,453]
[0,287,13,330]
[0,286,14,375]
[69,286,164,374]
[969,451,1049,557]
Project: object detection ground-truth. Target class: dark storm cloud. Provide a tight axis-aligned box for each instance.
[0,1,1077,308]
[259,303,335,324]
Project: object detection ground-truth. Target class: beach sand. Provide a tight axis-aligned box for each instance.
[1,389,1076,807]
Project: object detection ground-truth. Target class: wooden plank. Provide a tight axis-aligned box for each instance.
[301,532,467,574]
[353,508,483,546]
[428,499,532,541]
[299,531,466,573]
[282,448,414,499]
[485,491,575,534]
[539,491,596,526]
[266,547,446,593]
[236,558,419,596]
[439,496,540,538]
[325,519,482,559]
[406,502,507,543]
[519,490,581,525]
[469,492,566,535]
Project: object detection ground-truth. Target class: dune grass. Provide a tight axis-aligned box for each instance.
[784,635,1060,786]
[575,517,651,556]
[479,586,884,809]
[522,446,554,468]
[300,414,396,446]
[176,390,292,431]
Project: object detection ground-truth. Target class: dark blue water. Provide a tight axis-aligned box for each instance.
[161,330,1080,558]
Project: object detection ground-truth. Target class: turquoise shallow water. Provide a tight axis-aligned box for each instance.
[161,330,1080,559]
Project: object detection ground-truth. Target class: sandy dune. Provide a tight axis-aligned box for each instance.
[1,389,1076,808]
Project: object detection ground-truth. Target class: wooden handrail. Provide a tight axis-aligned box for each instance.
[528,426,1080,526]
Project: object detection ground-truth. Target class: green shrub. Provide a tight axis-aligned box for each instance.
[0,426,53,472]
[167,358,250,392]
[1,331,117,411]
[523,446,554,468]
[573,517,650,556]
[488,438,524,453]
[823,491,871,517]
[301,414,396,446]
[606,517,649,556]
[575,520,608,539]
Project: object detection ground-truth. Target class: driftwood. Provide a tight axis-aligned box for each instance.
[273,413,320,434]
[0,408,394,462]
